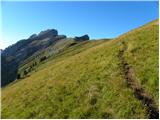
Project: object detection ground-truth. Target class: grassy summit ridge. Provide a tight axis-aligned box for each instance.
[2,19,159,118]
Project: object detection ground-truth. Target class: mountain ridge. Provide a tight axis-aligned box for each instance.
[1,19,159,119]
[1,28,90,86]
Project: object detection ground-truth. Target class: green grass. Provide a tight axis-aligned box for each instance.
[1,19,158,119]
[120,19,159,104]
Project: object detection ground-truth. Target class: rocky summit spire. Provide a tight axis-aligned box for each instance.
[28,29,58,40]
[38,29,58,38]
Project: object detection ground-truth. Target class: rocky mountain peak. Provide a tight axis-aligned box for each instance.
[1,28,91,86]
[38,29,58,38]
[28,29,58,40]
[29,34,37,39]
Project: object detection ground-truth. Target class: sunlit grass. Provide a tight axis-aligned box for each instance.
[2,20,158,119]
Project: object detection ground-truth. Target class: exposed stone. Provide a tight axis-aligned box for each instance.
[55,35,67,40]
[38,29,58,39]
[1,28,65,86]
[74,34,89,41]
[29,34,37,39]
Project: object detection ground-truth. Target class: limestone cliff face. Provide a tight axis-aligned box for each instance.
[1,29,66,86]
[1,28,89,86]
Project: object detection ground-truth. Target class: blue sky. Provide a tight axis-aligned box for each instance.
[1,1,159,49]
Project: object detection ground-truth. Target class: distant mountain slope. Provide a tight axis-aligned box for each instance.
[1,19,159,119]
[1,28,89,86]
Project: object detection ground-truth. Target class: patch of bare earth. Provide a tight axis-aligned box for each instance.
[118,42,159,119]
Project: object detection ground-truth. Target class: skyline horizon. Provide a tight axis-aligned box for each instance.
[1,1,158,49]
[1,18,158,50]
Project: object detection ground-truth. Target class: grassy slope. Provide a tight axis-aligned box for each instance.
[119,19,159,103]
[2,20,158,119]
[17,40,107,79]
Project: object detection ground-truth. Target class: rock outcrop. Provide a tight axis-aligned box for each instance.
[1,29,65,86]
[74,34,89,41]
[1,29,90,86]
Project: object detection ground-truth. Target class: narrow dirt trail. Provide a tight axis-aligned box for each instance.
[118,41,159,119]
